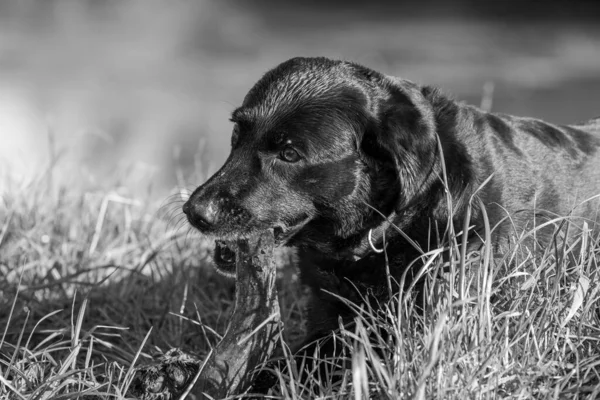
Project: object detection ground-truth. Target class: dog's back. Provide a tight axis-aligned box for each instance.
[573,116,600,134]
[481,112,600,247]
[567,116,600,225]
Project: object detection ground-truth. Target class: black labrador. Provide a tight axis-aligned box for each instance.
[183,56,600,386]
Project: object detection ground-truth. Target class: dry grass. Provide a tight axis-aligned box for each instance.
[1,161,600,399]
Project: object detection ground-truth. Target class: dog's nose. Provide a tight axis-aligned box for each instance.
[182,199,219,230]
[182,201,191,216]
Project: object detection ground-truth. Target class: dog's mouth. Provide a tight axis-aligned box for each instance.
[212,214,310,277]
[213,240,237,277]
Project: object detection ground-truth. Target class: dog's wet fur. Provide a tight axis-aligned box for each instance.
[183,57,600,386]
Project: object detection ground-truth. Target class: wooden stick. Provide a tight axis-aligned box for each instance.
[192,230,279,397]
[129,230,279,399]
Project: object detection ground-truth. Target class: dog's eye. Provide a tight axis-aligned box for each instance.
[231,124,240,148]
[280,146,301,163]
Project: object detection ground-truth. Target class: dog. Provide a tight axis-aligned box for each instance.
[183,56,600,388]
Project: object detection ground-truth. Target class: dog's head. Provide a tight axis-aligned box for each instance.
[183,57,447,274]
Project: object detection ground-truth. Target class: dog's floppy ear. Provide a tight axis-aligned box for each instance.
[360,76,440,210]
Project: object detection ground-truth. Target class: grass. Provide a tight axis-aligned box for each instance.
[1,158,600,400]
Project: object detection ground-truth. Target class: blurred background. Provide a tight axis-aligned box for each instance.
[0,0,599,198]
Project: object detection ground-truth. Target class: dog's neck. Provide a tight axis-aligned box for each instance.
[350,96,480,261]
[295,88,482,262]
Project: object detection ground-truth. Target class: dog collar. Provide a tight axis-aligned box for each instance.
[351,212,396,261]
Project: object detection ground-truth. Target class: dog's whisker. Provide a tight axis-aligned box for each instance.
[168,215,186,232]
